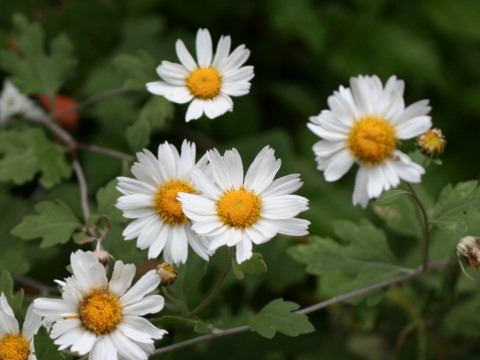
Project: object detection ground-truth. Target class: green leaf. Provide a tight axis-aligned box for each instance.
[34,327,65,360]
[0,14,76,96]
[249,298,314,338]
[289,220,410,304]
[232,253,267,280]
[126,118,151,152]
[169,251,208,302]
[139,96,174,130]
[0,126,72,188]
[114,50,157,90]
[375,189,412,206]
[96,179,124,222]
[0,271,23,314]
[431,216,468,234]
[0,247,29,274]
[11,200,82,247]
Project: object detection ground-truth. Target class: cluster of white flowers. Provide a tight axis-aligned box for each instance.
[0,81,45,124]
[8,27,436,360]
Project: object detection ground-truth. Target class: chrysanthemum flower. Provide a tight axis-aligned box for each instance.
[416,128,446,157]
[178,146,310,264]
[0,81,45,123]
[307,75,432,208]
[0,293,42,360]
[146,28,254,122]
[33,250,166,360]
[116,140,211,265]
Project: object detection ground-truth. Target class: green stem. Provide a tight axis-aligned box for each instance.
[406,182,431,272]
[186,248,233,317]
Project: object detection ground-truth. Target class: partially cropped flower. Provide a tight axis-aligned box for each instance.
[147,28,254,122]
[0,293,42,360]
[416,128,446,157]
[0,81,45,123]
[457,236,480,271]
[33,250,166,360]
[308,75,432,208]
[179,146,310,264]
[116,140,211,265]
[37,94,79,132]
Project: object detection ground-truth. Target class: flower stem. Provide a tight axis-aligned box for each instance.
[152,258,450,356]
[406,182,431,272]
[186,248,233,317]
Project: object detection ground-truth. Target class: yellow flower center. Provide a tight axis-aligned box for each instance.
[347,115,397,166]
[0,334,30,360]
[186,67,222,99]
[78,290,122,335]
[153,180,196,225]
[217,187,262,228]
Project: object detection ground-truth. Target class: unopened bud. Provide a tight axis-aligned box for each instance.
[94,249,113,267]
[156,263,177,286]
[416,128,446,157]
[457,236,480,279]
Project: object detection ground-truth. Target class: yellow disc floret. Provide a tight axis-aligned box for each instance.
[78,290,122,335]
[154,180,196,225]
[217,186,262,228]
[0,334,30,360]
[347,115,397,166]
[416,128,446,157]
[186,67,222,99]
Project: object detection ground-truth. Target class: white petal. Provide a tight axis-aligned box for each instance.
[244,146,281,193]
[109,261,136,298]
[322,148,354,182]
[147,222,169,259]
[212,35,231,68]
[203,94,233,118]
[261,195,309,219]
[175,39,197,72]
[276,217,310,236]
[109,331,149,360]
[235,239,253,264]
[352,166,370,208]
[123,295,164,316]
[122,316,167,340]
[262,174,303,197]
[70,250,108,293]
[146,82,193,104]
[90,336,117,360]
[70,330,97,355]
[185,98,205,122]
[196,28,213,68]
[120,270,160,306]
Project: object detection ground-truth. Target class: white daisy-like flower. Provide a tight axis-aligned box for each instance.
[33,250,167,360]
[146,28,254,122]
[178,146,310,264]
[0,81,45,123]
[116,140,211,265]
[307,75,432,208]
[0,293,42,360]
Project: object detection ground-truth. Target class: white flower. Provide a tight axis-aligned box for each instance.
[0,81,45,123]
[307,75,432,208]
[33,250,167,360]
[116,140,211,265]
[0,293,42,360]
[178,146,310,264]
[147,28,254,122]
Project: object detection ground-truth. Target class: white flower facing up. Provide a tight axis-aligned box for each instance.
[0,293,42,360]
[0,81,45,124]
[146,28,254,122]
[307,75,432,208]
[178,146,310,264]
[33,250,167,360]
[116,140,211,265]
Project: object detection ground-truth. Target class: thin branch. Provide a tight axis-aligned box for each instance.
[13,274,60,295]
[71,148,90,222]
[186,249,233,317]
[52,88,131,119]
[76,142,135,162]
[406,182,431,272]
[152,258,451,356]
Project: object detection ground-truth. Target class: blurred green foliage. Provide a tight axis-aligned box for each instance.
[1,0,480,359]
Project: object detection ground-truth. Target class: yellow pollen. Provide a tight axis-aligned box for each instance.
[78,290,122,335]
[186,67,222,99]
[347,115,397,166]
[217,187,262,228]
[154,180,196,225]
[0,334,30,360]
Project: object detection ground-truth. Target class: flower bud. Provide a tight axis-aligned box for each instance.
[416,128,446,157]
[156,263,177,286]
[457,236,480,277]
[94,249,113,267]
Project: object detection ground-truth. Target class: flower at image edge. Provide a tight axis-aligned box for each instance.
[0,293,42,360]
[307,75,432,208]
[179,146,310,264]
[116,140,212,265]
[146,28,254,122]
[33,250,167,360]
